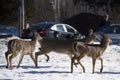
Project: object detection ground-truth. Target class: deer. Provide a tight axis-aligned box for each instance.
[35,29,100,71]
[40,29,100,62]
[71,33,111,73]
[5,31,43,69]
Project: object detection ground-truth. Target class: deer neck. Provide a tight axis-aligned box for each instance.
[81,36,91,43]
[100,40,109,52]
[31,37,38,45]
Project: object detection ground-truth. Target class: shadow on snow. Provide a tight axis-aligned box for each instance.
[1,65,120,74]
[96,71,120,74]
[0,65,51,69]
[24,70,70,74]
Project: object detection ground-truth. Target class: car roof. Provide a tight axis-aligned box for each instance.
[30,22,59,29]
[110,24,120,27]
[33,22,59,26]
[111,24,120,26]
[96,24,120,33]
[28,22,78,32]
[98,24,120,29]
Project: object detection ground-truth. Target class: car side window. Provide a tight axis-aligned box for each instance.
[56,25,65,32]
[65,25,75,33]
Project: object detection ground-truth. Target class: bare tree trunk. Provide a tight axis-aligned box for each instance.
[18,0,25,37]
[54,0,60,22]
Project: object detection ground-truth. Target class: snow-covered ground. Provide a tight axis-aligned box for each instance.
[0,37,120,80]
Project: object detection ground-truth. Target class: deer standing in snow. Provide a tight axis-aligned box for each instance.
[37,29,99,62]
[35,29,100,72]
[71,33,111,73]
[5,31,43,69]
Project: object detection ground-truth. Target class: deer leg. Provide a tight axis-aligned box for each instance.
[35,52,39,67]
[92,58,96,73]
[17,55,24,68]
[71,56,75,73]
[76,55,86,73]
[74,54,86,73]
[9,54,14,69]
[99,58,103,73]
[30,53,37,67]
[5,51,10,68]
[77,59,85,73]
[45,54,50,62]
[74,60,79,67]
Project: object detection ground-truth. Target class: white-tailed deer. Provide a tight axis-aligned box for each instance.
[35,29,100,70]
[71,33,111,73]
[41,29,100,62]
[5,31,43,69]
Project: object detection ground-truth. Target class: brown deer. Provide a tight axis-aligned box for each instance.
[5,31,43,69]
[35,29,100,70]
[42,29,100,62]
[71,33,111,73]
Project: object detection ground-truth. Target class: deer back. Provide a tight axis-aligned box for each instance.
[39,39,75,55]
[8,39,35,55]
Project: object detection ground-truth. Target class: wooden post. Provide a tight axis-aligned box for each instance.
[18,0,25,37]
[108,0,111,16]
[54,0,60,22]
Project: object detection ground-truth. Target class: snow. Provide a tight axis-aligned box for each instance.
[0,37,120,80]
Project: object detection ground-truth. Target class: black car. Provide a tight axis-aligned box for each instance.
[22,22,84,40]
